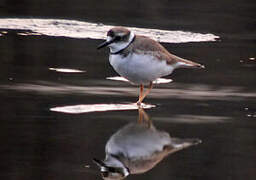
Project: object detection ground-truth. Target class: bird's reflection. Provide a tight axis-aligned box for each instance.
[94,108,201,179]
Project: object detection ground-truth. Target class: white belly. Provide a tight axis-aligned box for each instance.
[109,53,174,85]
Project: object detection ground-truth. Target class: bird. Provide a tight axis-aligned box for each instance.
[93,108,201,179]
[97,27,205,105]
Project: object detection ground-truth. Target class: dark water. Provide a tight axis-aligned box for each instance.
[0,0,256,180]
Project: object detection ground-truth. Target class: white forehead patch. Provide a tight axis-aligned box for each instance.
[106,36,112,41]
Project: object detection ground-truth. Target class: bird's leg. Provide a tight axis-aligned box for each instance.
[139,84,144,100]
[141,82,153,101]
[138,106,152,128]
[137,82,153,105]
[137,84,144,106]
[138,106,143,123]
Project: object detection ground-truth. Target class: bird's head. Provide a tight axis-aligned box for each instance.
[97,27,135,53]
[93,158,129,180]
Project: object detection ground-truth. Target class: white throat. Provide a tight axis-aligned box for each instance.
[108,32,135,54]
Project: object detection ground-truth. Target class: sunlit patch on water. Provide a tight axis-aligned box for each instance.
[0,31,7,36]
[17,32,42,36]
[50,103,155,114]
[106,76,172,84]
[49,68,85,73]
[0,18,219,43]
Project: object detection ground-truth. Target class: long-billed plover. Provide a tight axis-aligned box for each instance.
[98,27,205,105]
[93,108,201,179]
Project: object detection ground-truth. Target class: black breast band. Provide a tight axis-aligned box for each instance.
[110,35,136,55]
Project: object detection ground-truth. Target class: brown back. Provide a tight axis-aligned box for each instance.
[123,35,204,68]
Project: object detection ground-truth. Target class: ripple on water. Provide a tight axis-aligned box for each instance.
[1,82,255,101]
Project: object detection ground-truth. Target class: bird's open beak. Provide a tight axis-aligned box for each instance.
[97,37,115,49]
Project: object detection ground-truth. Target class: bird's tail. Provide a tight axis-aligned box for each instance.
[163,138,202,154]
[178,58,205,69]
[171,138,202,148]
[171,54,205,69]
[184,59,205,69]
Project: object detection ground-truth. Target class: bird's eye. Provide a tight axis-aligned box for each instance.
[107,30,114,37]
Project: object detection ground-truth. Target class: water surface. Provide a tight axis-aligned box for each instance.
[0,1,256,180]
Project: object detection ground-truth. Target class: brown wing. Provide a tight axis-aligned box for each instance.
[128,35,204,68]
